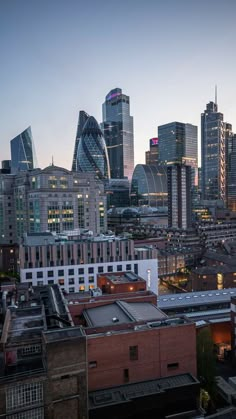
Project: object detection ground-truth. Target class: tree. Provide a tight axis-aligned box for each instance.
[197,326,217,397]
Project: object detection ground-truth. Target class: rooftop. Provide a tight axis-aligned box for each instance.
[43,326,84,343]
[99,272,145,284]
[89,373,199,409]
[158,288,236,310]
[83,301,167,328]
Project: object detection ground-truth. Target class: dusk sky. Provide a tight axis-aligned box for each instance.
[1,0,236,169]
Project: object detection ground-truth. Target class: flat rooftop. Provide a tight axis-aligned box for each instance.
[83,301,167,328]
[5,307,45,345]
[89,373,199,409]
[100,272,145,284]
[158,288,236,310]
[43,326,84,343]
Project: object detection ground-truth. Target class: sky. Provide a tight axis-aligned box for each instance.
[1,0,236,169]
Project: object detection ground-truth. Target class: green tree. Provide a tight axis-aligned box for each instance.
[197,326,216,397]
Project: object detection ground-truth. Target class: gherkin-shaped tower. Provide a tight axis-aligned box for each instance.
[78,116,110,180]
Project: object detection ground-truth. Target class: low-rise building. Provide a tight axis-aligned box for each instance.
[19,233,158,294]
[0,284,88,419]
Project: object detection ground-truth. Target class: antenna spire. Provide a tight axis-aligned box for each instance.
[51,156,54,166]
[215,84,218,105]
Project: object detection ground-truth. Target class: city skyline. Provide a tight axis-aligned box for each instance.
[1,0,236,169]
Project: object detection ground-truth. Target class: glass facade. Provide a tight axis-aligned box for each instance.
[71,111,89,171]
[158,122,197,169]
[102,88,134,180]
[130,164,167,207]
[201,102,226,201]
[226,133,236,210]
[10,126,37,174]
[78,116,110,180]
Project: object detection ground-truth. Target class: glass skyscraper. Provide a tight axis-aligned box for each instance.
[158,122,198,169]
[77,116,110,180]
[10,126,37,174]
[72,110,89,171]
[102,88,134,180]
[201,101,226,202]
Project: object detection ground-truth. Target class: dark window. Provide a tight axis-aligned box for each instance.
[88,276,94,283]
[134,264,138,274]
[117,265,122,272]
[26,272,32,280]
[58,269,64,276]
[69,278,74,285]
[69,287,75,293]
[79,277,84,284]
[126,264,131,271]
[68,268,74,275]
[48,271,53,278]
[78,268,84,275]
[108,265,113,272]
[37,271,43,279]
[89,361,97,369]
[167,362,179,370]
[124,368,129,383]
[98,266,103,273]
[88,267,94,274]
[129,346,138,361]
[48,280,54,285]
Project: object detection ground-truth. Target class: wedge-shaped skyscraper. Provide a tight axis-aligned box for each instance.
[10,126,37,174]
[78,116,110,180]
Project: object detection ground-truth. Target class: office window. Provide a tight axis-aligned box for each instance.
[48,280,54,285]
[47,271,53,278]
[108,266,113,272]
[68,268,74,275]
[88,276,94,283]
[37,272,43,279]
[79,277,84,284]
[78,268,84,275]
[129,345,138,361]
[6,382,43,411]
[26,272,32,280]
[126,264,131,271]
[98,266,103,273]
[37,281,43,286]
[58,269,64,276]
[69,287,75,293]
[117,265,122,272]
[88,267,94,274]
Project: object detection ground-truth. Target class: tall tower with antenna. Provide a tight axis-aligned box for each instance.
[201,87,226,202]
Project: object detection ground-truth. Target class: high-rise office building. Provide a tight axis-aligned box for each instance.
[77,116,110,180]
[167,164,192,229]
[201,100,226,202]
[10,126,37,174]
[145,138,159,166]
[102,88,134,180]
[72,111,89,171]
[158,122,198,169]
[226,132,236,211]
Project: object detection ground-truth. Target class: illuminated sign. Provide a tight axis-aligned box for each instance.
[150,138,158,146]
[107,92,122,101]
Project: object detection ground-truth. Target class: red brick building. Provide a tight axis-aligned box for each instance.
[81,301,197,391]
[97,271,146,294]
